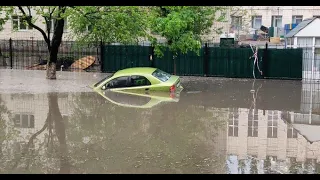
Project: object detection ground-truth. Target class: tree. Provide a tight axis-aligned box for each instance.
[0,6,67,79]
[0,6,230,79]
[147,6,227,57]
[67,6,149,46]
[0,6,150,79]
[69,6,229,57]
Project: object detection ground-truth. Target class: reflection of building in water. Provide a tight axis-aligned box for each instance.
[300,83,320,117]
[225,107,320,173]
[0,93,72,155]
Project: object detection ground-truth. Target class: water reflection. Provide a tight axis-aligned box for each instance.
[0,79,319,174]
[94,90,180,109]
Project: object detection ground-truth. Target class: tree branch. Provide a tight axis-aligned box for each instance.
[44,7,56,47]
[11,119,49,171]
[26,6,31,16]
[17,6,50,49]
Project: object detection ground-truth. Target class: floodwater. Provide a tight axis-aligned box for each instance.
[1,70,320,174]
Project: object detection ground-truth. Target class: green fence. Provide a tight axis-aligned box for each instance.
[102,45,152,73]
[101,44,303,80]
[263,49,303,79]
[152,48,175,74]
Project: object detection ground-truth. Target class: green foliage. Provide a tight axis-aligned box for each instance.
[0,6,230,60]
[148,6,228,57]
[67,6,228,58]
[67,6,149,46]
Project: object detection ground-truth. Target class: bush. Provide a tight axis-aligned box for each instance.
[57,56,76,69]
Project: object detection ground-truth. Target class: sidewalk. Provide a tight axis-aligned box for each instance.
[0,69,108,94]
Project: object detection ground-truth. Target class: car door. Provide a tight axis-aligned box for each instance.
[104,76,130,91]
[122,75,152,92]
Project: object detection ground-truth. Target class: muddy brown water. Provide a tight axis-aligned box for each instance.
[0,70,320,174]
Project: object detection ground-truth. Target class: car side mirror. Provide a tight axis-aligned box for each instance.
[101,85,107,90]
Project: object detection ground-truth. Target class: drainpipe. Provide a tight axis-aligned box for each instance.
[312,37,315,80]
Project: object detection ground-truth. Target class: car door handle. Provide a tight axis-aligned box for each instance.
[145,88,149,91]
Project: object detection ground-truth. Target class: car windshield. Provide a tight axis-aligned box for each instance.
[152,69,171,82]
[93,73,114,87]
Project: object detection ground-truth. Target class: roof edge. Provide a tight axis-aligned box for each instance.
[285,17,318,38]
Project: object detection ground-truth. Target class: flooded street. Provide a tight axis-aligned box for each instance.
[0,70,320,174]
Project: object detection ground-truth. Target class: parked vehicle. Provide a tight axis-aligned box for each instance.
[91,67,183,93]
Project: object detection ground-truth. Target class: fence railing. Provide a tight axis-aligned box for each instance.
[101,43,304,80]
[2,38,319,80]
[0,39,101,72]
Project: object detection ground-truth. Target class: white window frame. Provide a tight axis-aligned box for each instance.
[287,126,298,138]
[49,18,68,33]
[267,111,278,138]
[292,15,303,24]
[13,113,35,128]
[286,37,294,46]
[248,109,258,137]
[86,24,93,32]
[272,15,282,28]
[231,16,242,31]
[12,15,33,31]
[252,16,262,29]
[228,108,239,137]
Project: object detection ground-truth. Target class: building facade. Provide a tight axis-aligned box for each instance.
[1,6,320,43]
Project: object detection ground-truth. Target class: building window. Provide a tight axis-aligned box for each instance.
[228,108,239,137]
[248,109,258,137]
[297,37,313,46]
[267,111,278,138]
[287,126,298,138]
[12,15,33,31]
[49,18,68,32]
[271,16,282,27]
[252,16,262,29]
[286,37,294,45]
[316,37,320,46]
[86,24,93,32]
[313,16,320,18]
[231,16,242,30]
[292,15,303,24]
[315,48,320,71]
[13,113,35,128]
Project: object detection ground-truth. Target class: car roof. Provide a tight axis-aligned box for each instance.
[113,67,157,76]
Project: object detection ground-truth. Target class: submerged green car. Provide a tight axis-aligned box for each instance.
[91,67,183,93]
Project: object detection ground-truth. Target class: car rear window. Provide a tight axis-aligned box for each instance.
[152,69,171,82]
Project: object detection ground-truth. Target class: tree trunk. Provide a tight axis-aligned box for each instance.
[46,60,57,79]
[48,93,70,174]
[46,6,66,80]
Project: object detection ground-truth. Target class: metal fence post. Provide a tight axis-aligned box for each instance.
[100,40,104,72]
[262,42,268,78]
[150,46,155,68]
[9,38,13,69]
[203,43,209,76]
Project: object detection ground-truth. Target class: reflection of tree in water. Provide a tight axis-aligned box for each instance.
[47,93,70,174]
[316,162,320,174]
[238,159,246,174]
[250,156,258,174]
[66,92,228,174]
[0,95,8,160]
[264,156,272,174]
[0,93,69,174]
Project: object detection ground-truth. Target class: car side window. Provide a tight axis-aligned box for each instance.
[130,75,151,87]
[106,76,129,89]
